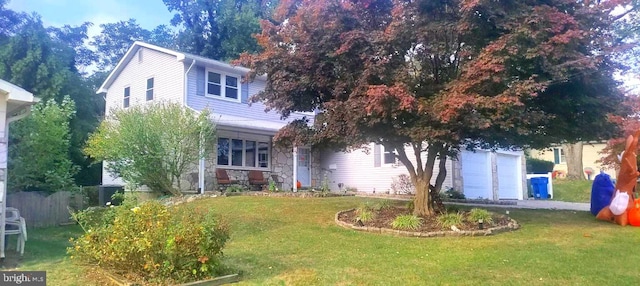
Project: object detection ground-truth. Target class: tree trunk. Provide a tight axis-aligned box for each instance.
[562,142,584,180]
[413,179,434,216]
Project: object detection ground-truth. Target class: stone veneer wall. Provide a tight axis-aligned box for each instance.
[271,145,294,191]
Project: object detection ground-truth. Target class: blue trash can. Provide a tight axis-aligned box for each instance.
[531,177,549,199]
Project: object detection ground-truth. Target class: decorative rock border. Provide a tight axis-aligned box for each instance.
[335,209,520,237]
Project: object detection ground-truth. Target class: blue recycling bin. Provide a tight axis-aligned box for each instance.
[531,177,549,199]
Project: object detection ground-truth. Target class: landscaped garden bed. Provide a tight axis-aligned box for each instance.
[336,203,519,237]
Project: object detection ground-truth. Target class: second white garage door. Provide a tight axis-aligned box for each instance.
[496,153,522,200]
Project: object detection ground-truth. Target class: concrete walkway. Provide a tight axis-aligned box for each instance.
[443,200,590,212]
[354,194,590,212]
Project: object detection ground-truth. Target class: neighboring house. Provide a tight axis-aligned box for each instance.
[97,41,527,200]
[528,143,616,180]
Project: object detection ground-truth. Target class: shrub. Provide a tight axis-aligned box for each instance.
[390,174,414,194]
[225,185,245,193]
[69,197,229,284]
[391,215,423,230]
[437,212,464,229]
[526,157,555,173]
[406,199,415,212]
[375,200,393,211]
[440,187,466,200]
[468,208,493,224]
[356,208,375,223]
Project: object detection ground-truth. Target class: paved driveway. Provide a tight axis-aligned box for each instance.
[444,200,590,212]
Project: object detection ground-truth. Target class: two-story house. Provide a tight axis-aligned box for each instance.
[98,41,528,200]
[97,41,319,192]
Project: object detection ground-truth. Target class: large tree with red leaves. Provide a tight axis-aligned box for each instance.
[240,0,632,216]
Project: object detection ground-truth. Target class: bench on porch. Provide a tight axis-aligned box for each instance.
[248,170,268,190]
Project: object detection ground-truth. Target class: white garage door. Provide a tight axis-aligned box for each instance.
[461,150,493,199]
[496,153,521,200]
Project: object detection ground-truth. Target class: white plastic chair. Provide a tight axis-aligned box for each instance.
[5,207,26,256]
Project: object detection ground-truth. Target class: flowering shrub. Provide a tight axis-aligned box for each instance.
[68,196,229,284]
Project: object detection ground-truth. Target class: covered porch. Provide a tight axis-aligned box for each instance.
[195,113,321,193]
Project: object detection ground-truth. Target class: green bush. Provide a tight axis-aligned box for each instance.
[406,199,415,212]
[526,157,555,173]
[375,200,393,211]
[225,185,245,193]
[69,197,229,284]
[440,188,466,200]
[391,215,423,230]
[355,208,375,223]
[468,208,493,224]
[437,212,464,229]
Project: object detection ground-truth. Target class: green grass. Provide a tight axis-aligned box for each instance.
[10,197,640,285]
[552,179,593,202]
[4,225,93,286]
[188,197,640,285]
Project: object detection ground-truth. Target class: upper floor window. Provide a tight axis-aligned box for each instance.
[146,77,154,101]
[206,70,240,101]
[123,86,130,108]
[138,49,143,63]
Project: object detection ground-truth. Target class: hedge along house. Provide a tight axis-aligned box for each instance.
[0,79,39,258]
[97,42,321,193]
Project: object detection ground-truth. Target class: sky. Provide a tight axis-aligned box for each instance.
[7,0,174,38]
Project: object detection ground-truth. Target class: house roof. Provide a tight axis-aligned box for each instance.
[0,79,40,115]
[96,41,254,94]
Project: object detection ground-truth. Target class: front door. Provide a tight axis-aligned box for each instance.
[297,148,311,187]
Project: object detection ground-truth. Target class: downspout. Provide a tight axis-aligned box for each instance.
[184,59,205,194]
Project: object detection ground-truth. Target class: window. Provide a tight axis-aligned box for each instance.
[138,49,143,63]
[553,147,566,164]
[217,137,269,168]
[123,86,130,108]
[384,149,396,164]
[146,77,154,101]
[206,71,240,101]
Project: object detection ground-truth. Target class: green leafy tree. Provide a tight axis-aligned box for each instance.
[241,0,631,216]
[84,102,216,196]
[90,19,177,71]
[163,0,275,60]
[9,96,79,193]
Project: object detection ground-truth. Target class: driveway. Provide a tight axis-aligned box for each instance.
[443,200,590,212]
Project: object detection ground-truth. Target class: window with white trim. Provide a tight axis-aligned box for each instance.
[553,147,566,164]
[217,138,269,168]
[146,77,154,101]
[123,86,130,108]
[206,70,240,101]
[384,149,396,164]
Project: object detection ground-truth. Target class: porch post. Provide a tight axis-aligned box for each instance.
[198,157,205,194]
[293,146,298,192]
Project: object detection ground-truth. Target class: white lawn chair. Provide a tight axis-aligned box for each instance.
[5,207,26,256]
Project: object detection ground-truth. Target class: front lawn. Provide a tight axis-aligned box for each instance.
[10,196,640,285]
[190,197,640,285]
[552,179,592,203]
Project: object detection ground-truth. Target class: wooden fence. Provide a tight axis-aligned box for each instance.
[6,191,85,228]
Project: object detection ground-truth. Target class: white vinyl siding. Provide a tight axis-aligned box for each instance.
[102,47,185,185]
[321,143,453,193]
[104,47,184,118]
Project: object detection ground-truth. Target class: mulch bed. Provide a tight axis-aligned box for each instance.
[337,207,515,234]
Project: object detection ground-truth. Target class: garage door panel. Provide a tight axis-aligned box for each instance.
[497,154,520,199]
[461,151,492,199]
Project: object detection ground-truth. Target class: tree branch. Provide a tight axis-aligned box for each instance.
[396,145,417,181]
